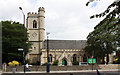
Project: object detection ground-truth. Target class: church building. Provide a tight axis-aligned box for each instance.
[26,7,91,66]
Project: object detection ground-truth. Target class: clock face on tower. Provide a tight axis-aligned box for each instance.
[31,32,37,37]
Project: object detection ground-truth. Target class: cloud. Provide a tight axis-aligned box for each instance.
[0,0,115,40]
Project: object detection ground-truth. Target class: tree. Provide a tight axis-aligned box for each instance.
[86,0,120,22]
[84,17,120,63]
[2,21,31,64]
[84,0,120,63]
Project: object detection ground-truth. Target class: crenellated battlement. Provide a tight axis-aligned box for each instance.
[27,7,45,17]
[27,12,38,17]
[38,7,45,12]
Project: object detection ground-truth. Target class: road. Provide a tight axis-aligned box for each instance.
[1,71,120,75]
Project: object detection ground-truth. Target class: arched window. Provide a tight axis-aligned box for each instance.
[33,20,37,28]
[34,47,36,50]
[49,54,52,62]
[73,54,77,62]
[83,54,87,62]
[79,54,82,62]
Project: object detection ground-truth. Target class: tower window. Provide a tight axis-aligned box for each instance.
[33,20,37,28]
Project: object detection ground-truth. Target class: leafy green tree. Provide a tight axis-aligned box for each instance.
[84,17,120,64]
[85,0,120,63]
[2,21,31,64]
[86,0,120,24]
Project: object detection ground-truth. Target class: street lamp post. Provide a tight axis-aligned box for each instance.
[46,32,50,73]
[19,7,26,73]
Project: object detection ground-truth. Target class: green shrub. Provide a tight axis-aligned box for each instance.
[19,63,22,66]
[25,59,30,64]
[8,61,19,66]
[72,61,79,65]
[42,62,47,66]
[113,58,120,64]
[31,63,36,65]
[31,61,40,65]
[36,61,40,65]
[52,60,59,66]
[42,62,51,66]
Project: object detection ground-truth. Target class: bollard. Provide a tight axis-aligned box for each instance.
[12,68,16,73]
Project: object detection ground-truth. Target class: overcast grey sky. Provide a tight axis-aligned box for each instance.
[0,0,115,40]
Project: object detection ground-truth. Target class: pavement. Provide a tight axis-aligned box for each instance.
[1,69,120,73]
[1,70,120,75]
[0,70,2,75]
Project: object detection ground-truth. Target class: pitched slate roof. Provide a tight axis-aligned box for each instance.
[43,40,87,50]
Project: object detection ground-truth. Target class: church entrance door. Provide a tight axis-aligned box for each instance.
[62,59,67,66]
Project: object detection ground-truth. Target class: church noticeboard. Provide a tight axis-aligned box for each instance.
[88,58,96,64]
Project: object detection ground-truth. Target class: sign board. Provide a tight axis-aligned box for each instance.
[79,62,88,65]
[88,58,96,64]
[18,48,24,51]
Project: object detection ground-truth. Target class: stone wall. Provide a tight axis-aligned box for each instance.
[41,49,87,66]
[5,64,119,72]
[99,64,119,70]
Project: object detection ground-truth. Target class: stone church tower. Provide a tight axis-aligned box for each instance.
[26,7,45,64]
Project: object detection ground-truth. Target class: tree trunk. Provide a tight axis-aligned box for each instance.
[106,54,109,64]
[102,57,105,64]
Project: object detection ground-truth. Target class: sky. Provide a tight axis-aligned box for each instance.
[0,0,115,40]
